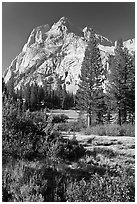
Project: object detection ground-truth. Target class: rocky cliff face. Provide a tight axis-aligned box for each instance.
[4,17,135,93]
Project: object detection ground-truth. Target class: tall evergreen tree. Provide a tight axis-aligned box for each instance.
[76,29,105,126]
[61,84,67,109]
[43,80,49,107]
[96,88,107,124]
[30,83,38,110]
[63,92,75,109]
[38,85,45,108]
[2,77,6,93]
[23,84,31,110]
[2,77,8,101]
[46,76,54,109]
[125,52,135,124]
[6,71,15,99]
[107,40,135,125]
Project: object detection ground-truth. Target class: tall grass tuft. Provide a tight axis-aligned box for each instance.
[83,124,135,137]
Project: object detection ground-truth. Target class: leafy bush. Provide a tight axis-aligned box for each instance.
[22,109,48,129]
[120,124,135,137]
[2,98,54,160]
[56,139,86,161]
[83,124,110,136]
[106,124,135,136]
[93,147,116,158]
[57,122,69,131]
[58,119,86,132]
[52,114,69,123]
[66,170,135,202]
[2,160,68,202]
[106,124,124,136]
[3,104,46,159]
[58,121,80,132]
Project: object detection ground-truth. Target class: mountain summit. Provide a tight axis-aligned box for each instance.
[4,17,135,93]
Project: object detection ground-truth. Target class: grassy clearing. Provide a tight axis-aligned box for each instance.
[82,123,135,137]
[51,109,81,122]
[56,111,135,137]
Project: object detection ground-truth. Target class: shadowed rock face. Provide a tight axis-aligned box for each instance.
[4,17,135,93]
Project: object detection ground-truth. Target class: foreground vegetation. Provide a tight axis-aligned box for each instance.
[2,97,135,202]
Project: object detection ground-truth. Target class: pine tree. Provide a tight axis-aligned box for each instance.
[38,85,45,108]
[63,92,74,109]
[107,40,135,125]
[2,77,6,93]
[55,74,65,109]
[43,80,49,108]
[76,30,105,127]
[47,76,54,109]
[23,84,31,110]
[123,52,135,124]
[30,83,38,110]
[2,77,8,100]
[96,88,107,124]
[6,71,15,99]
[57,85,63,109]
[61,84,67,109]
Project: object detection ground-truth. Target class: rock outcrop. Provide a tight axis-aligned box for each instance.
[3,17,135,93]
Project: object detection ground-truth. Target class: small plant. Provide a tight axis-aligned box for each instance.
[93,147,116,158]
[87,137,95,144]
[52,114,69,123]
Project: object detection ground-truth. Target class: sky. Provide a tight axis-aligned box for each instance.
[2,2,135,72]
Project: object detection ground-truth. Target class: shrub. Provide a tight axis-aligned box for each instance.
[52,114,69,123]
[2,160,68,202]
[82,124,135,136]
[66,171,135,202]
[22,109,48,129]
[93,147,116,158]
[58,119,86,132]
[121,124,135,137]
[106,124,123,136]
[58,139,85,161]
[59,121,80,132]
[83,125,106,136]
[3,109,46,159]
[57,122,69,131]
[105,124,135,136]
[2,98,58,160]
[47,136,86,162]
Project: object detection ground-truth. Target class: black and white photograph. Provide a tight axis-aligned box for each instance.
[2,1,135,202]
